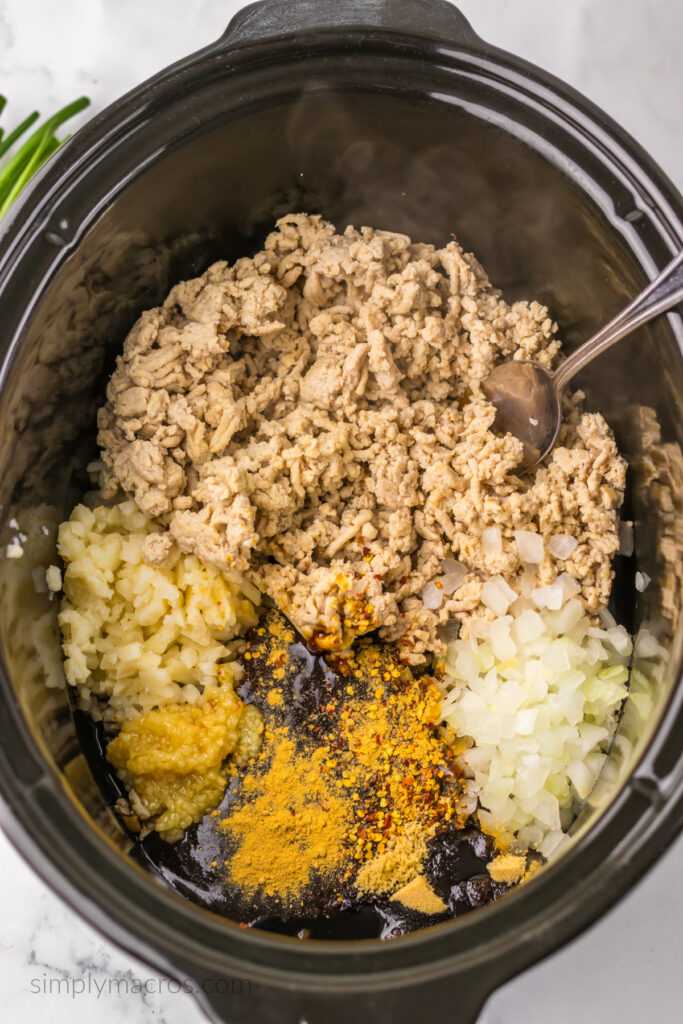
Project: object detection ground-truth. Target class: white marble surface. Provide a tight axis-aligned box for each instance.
[0,2,681,1022]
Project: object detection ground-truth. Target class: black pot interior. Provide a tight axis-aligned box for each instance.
[0,80,681,935]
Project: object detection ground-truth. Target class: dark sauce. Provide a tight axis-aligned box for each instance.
[71,614,524,939]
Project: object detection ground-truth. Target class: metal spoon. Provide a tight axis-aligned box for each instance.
[482,250,683,471]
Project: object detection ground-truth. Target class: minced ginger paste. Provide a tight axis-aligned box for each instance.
[107,684,263,841]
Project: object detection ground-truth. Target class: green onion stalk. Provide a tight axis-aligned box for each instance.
[0,95,90,220]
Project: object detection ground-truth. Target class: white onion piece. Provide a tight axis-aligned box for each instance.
[531,584,563,611]
[491,574,517,602]
[598,606,617,629]
[517,570,535,598]
[489,620,517,661]
[539,830,566,858]
[557,573,581,600]
[585,750,607,776]
[619,521,634,557]
[421,580,444,610]
[634,628,663,660]
[606,626,632,656]
[46,565,62,591]
[514,608,545,643]
[514,529,544,564]
[481,584,506,616]
[635,571,651,592]
[441,557,465,576]
[548,534,578,560]
[482,526,502,555]
[541,641,571,672]
[439,572,463,595]
[481,575,517,615]
[547,598,584,635]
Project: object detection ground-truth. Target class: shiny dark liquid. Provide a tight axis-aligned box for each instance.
[72,617,518,939]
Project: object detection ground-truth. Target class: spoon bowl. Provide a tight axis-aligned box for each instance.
[483,250,683,471]
[482,360,560,472]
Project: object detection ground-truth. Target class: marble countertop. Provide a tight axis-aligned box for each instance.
[0,2,681,1023]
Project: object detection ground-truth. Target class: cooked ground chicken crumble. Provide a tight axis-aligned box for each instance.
[98,213,626,662]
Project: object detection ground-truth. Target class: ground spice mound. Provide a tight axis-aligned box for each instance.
[390,875,447,916]
[353,821,428,896]
[220,610,473,913]
[486,852,527,885]
[220,731,347,903]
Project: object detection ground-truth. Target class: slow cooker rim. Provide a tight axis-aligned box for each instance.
[1,28,683,277]
[0,13,682,1005]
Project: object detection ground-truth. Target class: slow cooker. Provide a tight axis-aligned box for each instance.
[0,1,681,1021]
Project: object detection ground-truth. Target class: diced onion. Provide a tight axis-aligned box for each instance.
[606,626,632,656]
[635,571,651,592]
[598,607,617,629]
[441,570,466,595]
[439,570,631,858]
[619,521,634,557]
[441,557,464,575]
[634,628,663,660]
[481,582,510,616]
[481,575,517,615]
[531,584,563,610]
[514,609,544,643]
[556,573,581,600]
[437,559,467,594]
[548,533,578,560]
[482,526,502,555]
[539,830,566,858]
[514,530,544,564]
[421,581,444,610]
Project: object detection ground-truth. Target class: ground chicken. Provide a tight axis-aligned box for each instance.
[98,214,625,661]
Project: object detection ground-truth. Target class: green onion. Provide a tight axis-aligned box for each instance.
[0,96,90,220]
[0,110,40,161]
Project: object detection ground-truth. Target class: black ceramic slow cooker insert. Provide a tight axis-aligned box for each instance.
[0,2,681,1022]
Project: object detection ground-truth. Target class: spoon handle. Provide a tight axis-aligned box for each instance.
[553,250,683,392]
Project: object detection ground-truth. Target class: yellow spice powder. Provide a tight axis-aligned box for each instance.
[487,852,527,885]
[220,730,348,904]
[354,820,430,895]
[390,875,447,915]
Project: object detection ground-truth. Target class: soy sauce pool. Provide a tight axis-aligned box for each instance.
[71,614,523,940]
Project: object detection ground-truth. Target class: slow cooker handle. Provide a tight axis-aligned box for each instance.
[192,968,495,1024]
[221,0,481,47]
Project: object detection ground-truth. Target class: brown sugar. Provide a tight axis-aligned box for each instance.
[390,875,447,915]
[486,852,527,885]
